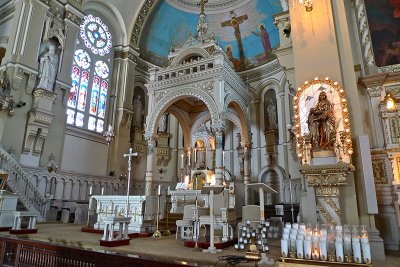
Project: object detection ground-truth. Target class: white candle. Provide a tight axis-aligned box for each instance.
[319,240,327,261]
[352,238,362,263]
[158,184,161,195]
[194,148,197,163]
[188,151,191,166]
[222,150,225,166]
[296,239,304,258]
[335,240,344,262]
[108,124,112,132]
[361,240,371,264]
[101,187,104,195]
[89,185,93,195]
[304,239,311,259]
[281,239,288,257]
[181,153,184,169]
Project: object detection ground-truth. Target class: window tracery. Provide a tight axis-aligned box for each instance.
[66,15,113,133]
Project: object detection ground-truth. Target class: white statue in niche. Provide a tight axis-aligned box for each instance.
[158,113,169,133]
[132,94,144,128]
[267,100,278,129]
[37,43,59,91]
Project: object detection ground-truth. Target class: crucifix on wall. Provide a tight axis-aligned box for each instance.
[221,11,248,67]
[197,0,208,14]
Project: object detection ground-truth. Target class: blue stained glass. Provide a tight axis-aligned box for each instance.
[68,66,80,108]
[95,61,109,79]
[89,76,100,115]
[98,80,108,118]
[74,49,91,69]
[77,71,89,111]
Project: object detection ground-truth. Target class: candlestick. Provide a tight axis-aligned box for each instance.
[181,153,184,169]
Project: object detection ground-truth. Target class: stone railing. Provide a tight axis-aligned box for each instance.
[0,147,47,220]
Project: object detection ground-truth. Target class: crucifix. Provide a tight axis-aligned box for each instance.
[123,148,138,217]
[197,0,208,14]
[221,11,248,67]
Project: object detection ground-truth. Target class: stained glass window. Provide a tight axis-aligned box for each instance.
[89,76,100,115]
[66,14,113,133]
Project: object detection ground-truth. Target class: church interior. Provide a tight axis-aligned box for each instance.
[0,0,400,266]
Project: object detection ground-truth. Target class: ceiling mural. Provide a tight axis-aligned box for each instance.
[139,0,284,71]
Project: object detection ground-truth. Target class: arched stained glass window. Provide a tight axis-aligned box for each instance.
[66,14,113,133]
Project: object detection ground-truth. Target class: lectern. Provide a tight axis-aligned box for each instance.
[246,183,277,222]
[201,185,224,254]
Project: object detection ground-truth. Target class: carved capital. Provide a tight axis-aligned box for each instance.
[366,86,382,98]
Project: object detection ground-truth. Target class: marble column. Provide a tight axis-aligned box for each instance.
[145,137,156,196]
[243,143,251,205]
[214,129,224,185]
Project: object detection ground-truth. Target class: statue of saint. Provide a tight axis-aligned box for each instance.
[267,100,278,129]
[196,14,208,37]
[132,95,144,128]
[37,44,59,91]
[307,92,336,150]
[158,113,169,133]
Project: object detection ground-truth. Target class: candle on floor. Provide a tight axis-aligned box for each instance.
[319,239,327,261]
[361,238,371,264]
[335,238,344,262]
[296,239,304,258]
[281,239,288,257]
[304,237,311,259]
[352,237,362,263]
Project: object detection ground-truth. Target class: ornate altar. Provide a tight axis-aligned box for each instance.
[294,77,354,224]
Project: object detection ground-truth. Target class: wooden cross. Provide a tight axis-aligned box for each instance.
[197,0,208,14]
[221,11,248,67]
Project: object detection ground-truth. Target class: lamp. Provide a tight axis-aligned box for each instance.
[299,0,313,12]
[103,124,115,144]
[385,94,397,111]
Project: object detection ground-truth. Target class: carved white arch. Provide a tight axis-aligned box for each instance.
[257,164,286,203]
[224,93,250,143]
[145,88,219,138]
[170,47,210,66]
[221,109,242,137]
[166,104,192,148]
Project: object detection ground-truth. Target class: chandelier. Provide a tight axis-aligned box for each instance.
[299,0,313,12]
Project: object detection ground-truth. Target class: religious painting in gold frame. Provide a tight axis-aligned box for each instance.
[0,174,8,190]
[293,77,353,164]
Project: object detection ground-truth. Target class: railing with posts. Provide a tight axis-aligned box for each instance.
[0,147,47,220]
